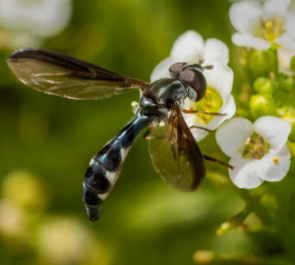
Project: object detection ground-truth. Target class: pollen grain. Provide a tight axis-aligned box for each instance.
[273,157,279,164]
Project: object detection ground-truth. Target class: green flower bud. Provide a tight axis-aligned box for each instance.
[277,106,291,116]
[291,55,295,74]
[253,77,278,95]
[278,73,294,92]
[249,94,276,119]
[283,115,295,142]
[249,49,276,76]
[235,99,251,119]
[275,92,290,108]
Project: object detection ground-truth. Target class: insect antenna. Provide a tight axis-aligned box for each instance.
[197,58,213,70]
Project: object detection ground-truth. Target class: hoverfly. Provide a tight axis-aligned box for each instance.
[7,48,225,222]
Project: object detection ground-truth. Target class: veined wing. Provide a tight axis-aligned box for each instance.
[147,103,205,192]
[7,48,148,100]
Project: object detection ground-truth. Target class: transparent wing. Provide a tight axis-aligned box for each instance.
[147,103,205,192]
[7,48,148,100]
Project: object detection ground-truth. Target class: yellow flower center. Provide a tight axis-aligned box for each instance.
[253,16,285,44]
[242,133,270,160]
[189,86,223,125]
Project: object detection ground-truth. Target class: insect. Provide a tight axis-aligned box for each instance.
[7,48,226,222]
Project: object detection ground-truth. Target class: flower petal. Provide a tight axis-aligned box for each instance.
[257,145,291,181]
[285,16,295,39]
[263,0,290,18]
[203,38,229,64]
[276,34,295,50]
[207,95,236,130]
[253,116,292,153]
[170,30,204,62]
[229,1,262,33]
[0,0,72,37]
[150,57,174,82]
[232,33,271,50]
[204,62,233,97]
[216,118,254,158]
[228,158,264,189]
[278,47,295,74]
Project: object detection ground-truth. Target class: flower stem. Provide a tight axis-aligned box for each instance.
[272,48,279,79]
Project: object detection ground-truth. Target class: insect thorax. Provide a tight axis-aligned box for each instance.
[141,78,187,117]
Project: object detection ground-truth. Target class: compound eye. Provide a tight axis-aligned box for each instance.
[169,62,187,78]
[180,69,207,102]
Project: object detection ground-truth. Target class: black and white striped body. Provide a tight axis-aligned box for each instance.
[6,49,209,223]
[82,77,188,221]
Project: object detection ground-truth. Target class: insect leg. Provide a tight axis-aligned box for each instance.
[181,109,227,116]
[203,155,234,170]
[189,125,214,132]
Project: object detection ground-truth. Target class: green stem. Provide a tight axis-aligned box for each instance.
[273,48,279,79]
[231,186,269,225]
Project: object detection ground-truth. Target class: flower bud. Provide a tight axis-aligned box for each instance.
[249,50,276,77]
[249,95,276,119]
[216,221,233,235]
[275,92,289,108]
[253,77,278,95]
[235,99,251,119]
[278,73,294,92]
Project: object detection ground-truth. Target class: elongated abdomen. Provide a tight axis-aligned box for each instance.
[82,111,154,221]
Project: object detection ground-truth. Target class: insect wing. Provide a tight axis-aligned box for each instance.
[7,48,148,100]
[147,104,205,192]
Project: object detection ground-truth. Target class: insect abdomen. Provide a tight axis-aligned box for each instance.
[82,139,129,222]
[82,110,154,222]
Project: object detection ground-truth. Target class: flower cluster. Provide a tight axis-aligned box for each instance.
[151,0,294,189]
[228,0,295,154]
[221,0,294,188]
[229,0,295,51]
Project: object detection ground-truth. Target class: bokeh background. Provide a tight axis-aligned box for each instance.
[1,0,293,265]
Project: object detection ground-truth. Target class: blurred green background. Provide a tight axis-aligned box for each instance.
[0,0,288,264]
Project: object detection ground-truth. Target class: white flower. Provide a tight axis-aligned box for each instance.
[278,47,295,74]
[0,0,72,38]
[229,0,295,50]
[151,31,236,141]
[216,116,292,189]
[37,217,93,265]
